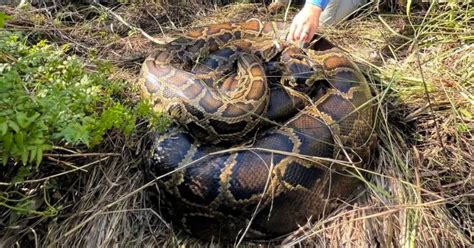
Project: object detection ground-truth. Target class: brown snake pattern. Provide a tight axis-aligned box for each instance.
[141,19,375,240]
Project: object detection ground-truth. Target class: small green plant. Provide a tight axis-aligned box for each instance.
[0,32,166,170]
[0,12,11,28]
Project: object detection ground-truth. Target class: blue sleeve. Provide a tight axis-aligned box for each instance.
[308,0,329,10]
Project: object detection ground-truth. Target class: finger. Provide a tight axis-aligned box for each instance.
[300,27,311,42]
[293,23,304,42]
[304,29,315,43]
[308,25,318,42]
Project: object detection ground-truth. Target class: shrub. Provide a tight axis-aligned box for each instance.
[0,31,164,170]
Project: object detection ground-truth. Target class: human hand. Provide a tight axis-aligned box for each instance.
[287,3,322,45]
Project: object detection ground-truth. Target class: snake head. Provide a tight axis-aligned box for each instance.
[280,57,324,93]
[251,39,288,61]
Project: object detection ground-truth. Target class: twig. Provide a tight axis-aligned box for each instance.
[52,146,80,154]
[93,3,166,45]
[413,40,447,154]
[46,156,88,172]
[43,152,121,158]
[0,157,110,185]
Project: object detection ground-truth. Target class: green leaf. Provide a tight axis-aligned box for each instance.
[29,147,37,163]
[459,108,472,120]
[80,74,90,86]
[457,123,469,133]
[16,112,29,129]
[8,120,20,133]
[0,12,12,29]
[12,166,30,183]
[1,151,8,166]
[29,112,41,123]
[56,123,90,146]
[14,132,24,149]
[0,121,7,136]
[21,147,28,165]
[36,146,43,167]
[3,132,13,151]
[16,112,41,129]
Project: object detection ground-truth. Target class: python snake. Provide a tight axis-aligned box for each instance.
[141,19,375,240]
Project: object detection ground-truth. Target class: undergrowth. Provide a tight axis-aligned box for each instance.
[0,29,169,229]
[0,31,164,171]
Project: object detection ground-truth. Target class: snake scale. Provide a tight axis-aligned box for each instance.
[141,19,375,240]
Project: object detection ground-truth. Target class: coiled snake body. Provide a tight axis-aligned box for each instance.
[142,19,375,240]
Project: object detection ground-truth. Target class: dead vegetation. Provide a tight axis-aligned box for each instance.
[0,1,472,247]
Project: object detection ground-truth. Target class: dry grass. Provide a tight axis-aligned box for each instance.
[0,1,472,247]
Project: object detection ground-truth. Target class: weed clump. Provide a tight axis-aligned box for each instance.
[0,32,164,170]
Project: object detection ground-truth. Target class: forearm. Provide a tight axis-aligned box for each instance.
[302,1,323,22]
